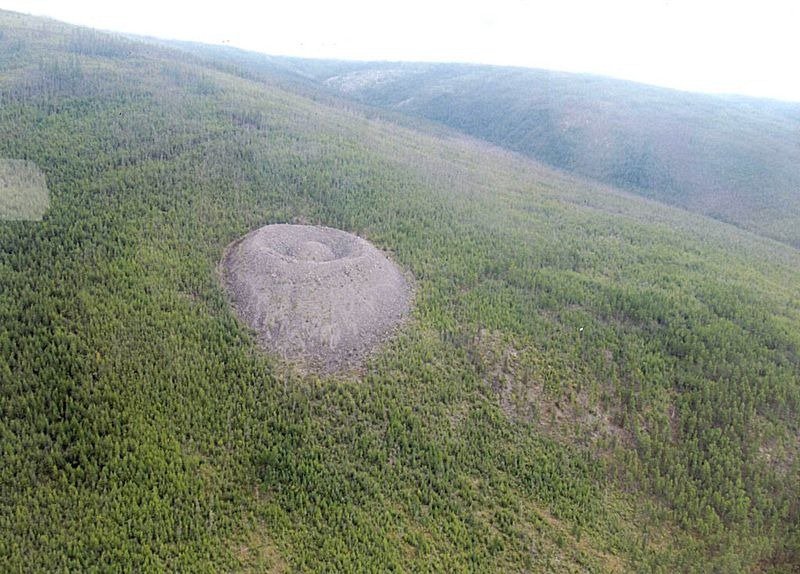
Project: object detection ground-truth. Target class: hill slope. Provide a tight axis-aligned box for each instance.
[1,11,799,572]
[260,58,800,249]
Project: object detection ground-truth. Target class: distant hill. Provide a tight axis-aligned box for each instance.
[2,10,800,572]
[257,59,800,249]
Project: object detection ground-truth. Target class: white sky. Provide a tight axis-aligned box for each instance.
[4,0,800,102]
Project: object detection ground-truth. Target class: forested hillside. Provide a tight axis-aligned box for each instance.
[257,59,800,249]
[1,10,799,572]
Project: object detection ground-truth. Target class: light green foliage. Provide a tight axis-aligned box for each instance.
[1,9,799,572]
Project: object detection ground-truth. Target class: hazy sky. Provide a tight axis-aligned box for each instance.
[4,0,800,102]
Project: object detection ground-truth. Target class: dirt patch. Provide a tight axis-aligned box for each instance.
[471,329,632,452]
[221,224,412,372]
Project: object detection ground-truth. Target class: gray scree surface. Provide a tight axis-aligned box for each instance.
[221,224,412,372]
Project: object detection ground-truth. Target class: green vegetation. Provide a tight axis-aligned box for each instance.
[1,9,799,572]
[269,59,800,249]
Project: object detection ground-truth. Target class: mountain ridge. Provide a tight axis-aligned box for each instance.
[198,54,800,250]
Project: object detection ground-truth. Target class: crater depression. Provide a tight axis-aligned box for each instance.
[221,224,412,372]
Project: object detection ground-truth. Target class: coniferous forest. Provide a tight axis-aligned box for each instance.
[1,10,799,572]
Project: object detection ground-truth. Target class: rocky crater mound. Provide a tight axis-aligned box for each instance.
[221,224,412,372]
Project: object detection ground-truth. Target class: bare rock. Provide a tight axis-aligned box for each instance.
[221,224,411,372]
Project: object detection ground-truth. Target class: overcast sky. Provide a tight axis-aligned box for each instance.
[4,0,800,102]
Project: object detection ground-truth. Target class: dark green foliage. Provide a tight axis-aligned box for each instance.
[1,9,799,572]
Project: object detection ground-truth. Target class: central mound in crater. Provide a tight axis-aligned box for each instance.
[221,224,411,372]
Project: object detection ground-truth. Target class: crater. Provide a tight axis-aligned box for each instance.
[293,240,336,262]
[220,224,412,372]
